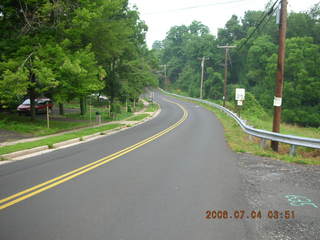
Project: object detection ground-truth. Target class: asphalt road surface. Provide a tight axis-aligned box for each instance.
[0,92,319,240]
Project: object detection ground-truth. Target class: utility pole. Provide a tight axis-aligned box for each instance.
[271,0,288,152]
[217,45,236,107]
[198,56,209,99]
[160,64,168,86]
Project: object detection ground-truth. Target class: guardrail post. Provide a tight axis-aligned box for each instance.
[164,90,320,151]
[248,134,253,142]
[289,145,296,156]
[260,138,267,149]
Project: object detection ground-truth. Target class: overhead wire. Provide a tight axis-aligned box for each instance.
[145,0,249,15]
[237,0,280,51]
[257,4,279,35]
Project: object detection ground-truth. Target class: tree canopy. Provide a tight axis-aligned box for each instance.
[155,4,320,127]
[0,0,158,118]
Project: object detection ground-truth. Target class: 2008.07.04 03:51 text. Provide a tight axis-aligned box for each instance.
[205,210,295,220]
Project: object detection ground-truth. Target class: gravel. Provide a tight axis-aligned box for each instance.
[237,153,320,240]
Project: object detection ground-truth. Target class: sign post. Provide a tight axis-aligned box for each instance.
[235,88,245,117]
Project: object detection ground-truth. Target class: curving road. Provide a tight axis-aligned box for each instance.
[0,92,279,239]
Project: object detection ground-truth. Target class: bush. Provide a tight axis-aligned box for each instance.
[111,101,121,114]
[241,92,267,118]
[127,105,132,113]
[283,109,320,127]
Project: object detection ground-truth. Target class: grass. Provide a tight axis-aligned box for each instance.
[168,94,320,165]
[0,99,147,137]
[64,100,145,122]
[0,113,89,136]
[65,109,133,122]
[0,98,157,156]
[145,103,159,112]
[126,114,150,121]
[204,99,320,139]
[197,101,320,165]
[0,123,123,155]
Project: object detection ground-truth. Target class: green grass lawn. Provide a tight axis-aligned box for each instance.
[0,98,158,157]
[0,123,123,156]
[0,101,145,137]
[145,103,159,112]
[0,113,90,136]
[64,100,145,122]
[64,108,133,122]
[126,114,150,121]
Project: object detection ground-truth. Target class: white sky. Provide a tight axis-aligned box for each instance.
[129,0,319,48]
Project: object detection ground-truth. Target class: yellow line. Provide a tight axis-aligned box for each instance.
[0,99,188,211]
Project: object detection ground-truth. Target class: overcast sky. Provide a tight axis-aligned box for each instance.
[129,0,319,48]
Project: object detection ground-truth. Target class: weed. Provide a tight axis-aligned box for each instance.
[0,124,123,155]
[127,114,150,121]
[172,95,320,165]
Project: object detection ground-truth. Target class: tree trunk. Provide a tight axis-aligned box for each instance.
[59,103,64,115]
[80,97,86,115]
[133,98,136,112]
[110,60,116,104]
[29,73,36,121]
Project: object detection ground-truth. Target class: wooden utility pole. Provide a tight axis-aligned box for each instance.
[217,45,236,107]
[160,64,168,86]
[271,0,288,152]
[199,56,209,99]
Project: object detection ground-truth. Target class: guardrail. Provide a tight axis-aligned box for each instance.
[163,90,320,155]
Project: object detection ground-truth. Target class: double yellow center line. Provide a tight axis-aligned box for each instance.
[0,99,188,211]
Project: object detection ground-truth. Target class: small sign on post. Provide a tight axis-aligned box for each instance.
[235,88,245,101]
[235,88,245,117]
[273,97,282,107]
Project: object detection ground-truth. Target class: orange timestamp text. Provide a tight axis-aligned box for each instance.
[205,210,295,220]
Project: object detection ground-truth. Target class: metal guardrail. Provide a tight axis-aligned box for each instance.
[163,90,320,155]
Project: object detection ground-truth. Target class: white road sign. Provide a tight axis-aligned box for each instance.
[235,88,245,101]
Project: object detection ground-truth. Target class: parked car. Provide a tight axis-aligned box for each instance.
[17,98,53,115]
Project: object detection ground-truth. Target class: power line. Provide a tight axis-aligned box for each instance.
[257,4,279,34]
[145,0,249,15]
[237,0,280,51]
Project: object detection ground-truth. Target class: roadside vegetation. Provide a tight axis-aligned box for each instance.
[0,98,145,138]
[0,1,158,121]
[154,3,320,128]
[145,103,159,112]
[198,101,320,165]
[0,97,160,157]
[171,93,320,165]
[127,114,150,121]
[0,113,88,136]
[0,124,123,156]
[167,89,320,140]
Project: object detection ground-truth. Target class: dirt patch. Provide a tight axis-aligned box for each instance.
[301,149,320,159]
[0,129,33,143]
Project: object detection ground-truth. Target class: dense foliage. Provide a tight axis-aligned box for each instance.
[155,3,320,127]
[0,0,158,119]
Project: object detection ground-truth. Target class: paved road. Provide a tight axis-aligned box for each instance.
[0,93,319,239]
